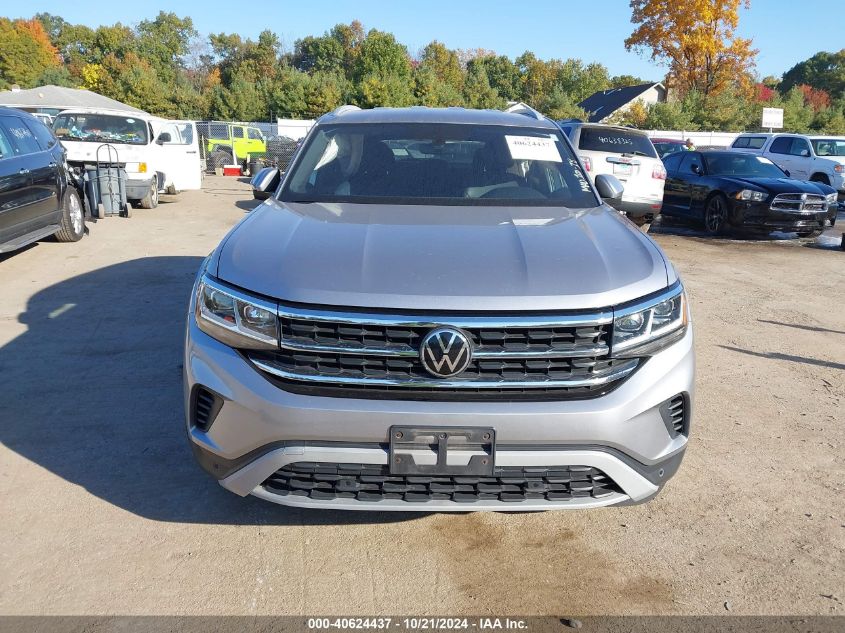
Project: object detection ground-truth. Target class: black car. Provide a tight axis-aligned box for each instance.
[0,107,85,253]
[661,150,838,237]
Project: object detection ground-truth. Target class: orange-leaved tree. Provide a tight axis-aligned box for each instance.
[0,18,61,88]
[624,0,757,99]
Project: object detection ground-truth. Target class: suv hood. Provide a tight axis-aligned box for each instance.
[213,201,670,311]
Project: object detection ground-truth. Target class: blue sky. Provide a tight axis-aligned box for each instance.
[12,0,826,80]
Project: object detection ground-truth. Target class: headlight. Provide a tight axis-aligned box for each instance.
[826,192,837,205]
[612,285,688,356]
[195,276,278,349]
[735,189,766,202]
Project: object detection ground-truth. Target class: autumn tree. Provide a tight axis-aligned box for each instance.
[0,18,61,88]
[417,41,464,94]
[624,0,756,99]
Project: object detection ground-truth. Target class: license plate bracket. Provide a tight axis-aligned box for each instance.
[389,426,495,477]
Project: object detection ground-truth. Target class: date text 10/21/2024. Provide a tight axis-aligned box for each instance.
[306,618,530,630]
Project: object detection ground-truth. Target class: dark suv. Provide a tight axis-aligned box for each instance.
[0,107,85,254]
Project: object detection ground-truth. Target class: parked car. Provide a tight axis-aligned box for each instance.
[661,150,837,236]
[197,122,267,169]
[31,112,54,127]
[651,138,687,158]
[184,105,694,512]
[0,107,85,253]
[53,110,200,208]
[807,136,845,202]
[555,121,666,227]
[729,132,845,201]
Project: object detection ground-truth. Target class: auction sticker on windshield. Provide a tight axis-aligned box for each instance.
[505,135,562,162]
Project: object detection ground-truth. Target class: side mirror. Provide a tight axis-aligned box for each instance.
[800,149,810,157]
[251,167,280,200]
[156,132,172,145]
[594,174,624,200]
[691,163,702,175]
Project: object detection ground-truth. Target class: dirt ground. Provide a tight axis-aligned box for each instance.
[0,176,843,616]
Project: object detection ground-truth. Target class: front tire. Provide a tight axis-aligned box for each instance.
[54,189,85,243]
[703,194,729,236]
[140,179,159,209]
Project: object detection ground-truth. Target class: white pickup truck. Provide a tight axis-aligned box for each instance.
[730,133,845,201]
[53,110,202,208]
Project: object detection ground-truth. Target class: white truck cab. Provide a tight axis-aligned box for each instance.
[53,110,201,208]
[730,132,845,200]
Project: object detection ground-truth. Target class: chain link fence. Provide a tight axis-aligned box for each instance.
[196,120,307,175]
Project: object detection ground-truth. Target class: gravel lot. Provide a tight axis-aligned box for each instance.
[0,176,842,616]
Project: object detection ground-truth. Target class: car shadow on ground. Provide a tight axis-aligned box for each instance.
[235,199,261,212]
[718,345,845,371]
[758,319,845,336]
[0,256,423,526]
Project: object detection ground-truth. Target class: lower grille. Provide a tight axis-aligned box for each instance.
[261,462,622,503]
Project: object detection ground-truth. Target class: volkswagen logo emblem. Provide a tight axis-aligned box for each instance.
[420,327,472,378]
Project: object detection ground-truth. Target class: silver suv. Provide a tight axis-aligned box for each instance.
[184,106,694,511]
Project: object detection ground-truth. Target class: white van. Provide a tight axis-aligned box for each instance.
[53,110,201,208]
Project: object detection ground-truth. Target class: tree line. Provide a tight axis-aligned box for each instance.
[0,8,843,134]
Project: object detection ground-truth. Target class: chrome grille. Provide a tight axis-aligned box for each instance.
[770,193,827,213]
[247,305,639,398]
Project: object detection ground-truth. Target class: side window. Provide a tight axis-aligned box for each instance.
[248,128,262,140]
[0,124,16,159]
[25,119,57,150]
[678,153,702,175]
[769,137,792,154]
[732,137,749,148]
[0,116,43,155]
[790,137,810,156]
[662,152,683,173]
[747,137,767,149]
[179,123,194,144]
[232,126,245,139]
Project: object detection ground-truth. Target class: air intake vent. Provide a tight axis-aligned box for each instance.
[193,387,223,431]
[660,394,687,437]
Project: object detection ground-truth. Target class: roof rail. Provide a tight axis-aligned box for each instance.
[504,102,545,121]
[332,104,361,116]
[317,104,361,123]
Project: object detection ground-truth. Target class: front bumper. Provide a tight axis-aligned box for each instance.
[730,199,834,231]
[184,291,695,510]
[125,175,155,200]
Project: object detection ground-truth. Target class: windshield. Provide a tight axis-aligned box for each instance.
[703,154,786,178]
[578,127,658,158]
[653,141,685,157]
[811,139,845,157]
[53,113,149,145]
[280,123,597,207]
